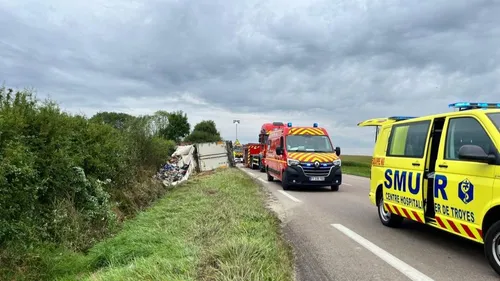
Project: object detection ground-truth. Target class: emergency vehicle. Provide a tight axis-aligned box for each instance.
[246,143,263,169]
[357,102,500,275]
[265,122,342,191]
[259,122,285,172]
[233,139,243,163]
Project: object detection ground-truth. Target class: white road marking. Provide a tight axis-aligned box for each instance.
[258,178,266,183]
[331,224,434,281]
[343,183,352,186]
[278,190,302,203]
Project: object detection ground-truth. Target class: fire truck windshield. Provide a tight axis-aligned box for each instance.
[286,135,333,152]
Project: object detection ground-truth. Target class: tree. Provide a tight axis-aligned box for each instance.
[184,120,222,143]
[89,112,135,130]
[193,120,219,135]
[158,110,190,142]
[150,110,170,136]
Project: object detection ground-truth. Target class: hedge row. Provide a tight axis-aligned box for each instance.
[0,88,176,251]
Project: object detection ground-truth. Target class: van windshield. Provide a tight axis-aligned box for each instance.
[286,135,333,152]
[487,113,500,132]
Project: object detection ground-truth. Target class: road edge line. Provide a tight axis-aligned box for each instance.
[331,223,434,281]
[278,190,302,203]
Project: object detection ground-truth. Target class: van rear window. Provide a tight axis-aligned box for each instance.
[387,120,430,158]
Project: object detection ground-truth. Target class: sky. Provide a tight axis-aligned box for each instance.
[1,0,500,155]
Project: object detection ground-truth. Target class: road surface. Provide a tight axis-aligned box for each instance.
[238,165,498,281]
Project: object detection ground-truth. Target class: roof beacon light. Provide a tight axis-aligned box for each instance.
[287,122,292,127]
[388,116,418,121]
[313,123,318,127]
[449,102,500,111]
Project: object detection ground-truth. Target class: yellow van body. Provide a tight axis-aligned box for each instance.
[358,107,500,275]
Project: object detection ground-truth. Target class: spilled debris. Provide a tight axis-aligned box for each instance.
[155,145,196,186]
[155,155,189,183]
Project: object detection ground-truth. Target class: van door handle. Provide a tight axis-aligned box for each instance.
[438,164,448,168]
[412,162,420,166]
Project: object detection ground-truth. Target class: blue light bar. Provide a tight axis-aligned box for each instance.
[287,122,292,127]
[449,102,500,111]
[313,123,318,127]
[388,116,418,121]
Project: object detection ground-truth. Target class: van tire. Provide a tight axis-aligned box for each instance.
[378,196,403,227]
[484,221,500,276]
[281,171,291,190]
[330,185,339,191]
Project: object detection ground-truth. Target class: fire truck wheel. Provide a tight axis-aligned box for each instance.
[266,170,274,181]
[330,185,339,191]
[377,196,403,228]
[484,220,500,276]
[281,171,291,190]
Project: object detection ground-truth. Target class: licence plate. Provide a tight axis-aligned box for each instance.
[309,176,325,181]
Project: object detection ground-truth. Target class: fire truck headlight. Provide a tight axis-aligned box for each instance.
[287,159,300,166]
[333,159,341,166]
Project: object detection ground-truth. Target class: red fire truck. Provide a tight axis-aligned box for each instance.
[246,143,263,169]
[265,122,342,191]
[258,122,285,172]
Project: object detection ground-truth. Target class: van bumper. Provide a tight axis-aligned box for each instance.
[284,166,342,186]
[369,190,376,205]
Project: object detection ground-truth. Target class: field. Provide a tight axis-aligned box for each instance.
[340,155,372,178]
[4,168,294,281]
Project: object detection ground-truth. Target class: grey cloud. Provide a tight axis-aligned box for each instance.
[1,0,500,148]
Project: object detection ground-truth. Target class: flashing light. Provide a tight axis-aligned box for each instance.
[449,102,500,111]
[313,123,318,127]
[287,122,292,127]
[388,116,418,121]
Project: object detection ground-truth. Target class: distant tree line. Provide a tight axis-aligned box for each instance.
[90,110,222,144]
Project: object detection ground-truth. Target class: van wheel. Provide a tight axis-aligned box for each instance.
[330,185,339,191]
[266,167,274,181]
[378,196,403,227]
[484,221,500,276]
[281,171,290,190]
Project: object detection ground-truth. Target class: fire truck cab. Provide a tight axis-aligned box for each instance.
[259,122,285,173]
[265,122,342,191]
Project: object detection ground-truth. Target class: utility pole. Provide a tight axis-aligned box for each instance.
[233,119,240,141]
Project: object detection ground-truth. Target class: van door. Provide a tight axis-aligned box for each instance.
[267,137,278,176]
[433,116,495,242]
[382,120,431,224]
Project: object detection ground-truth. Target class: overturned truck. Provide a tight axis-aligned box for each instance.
[157,141,235,187]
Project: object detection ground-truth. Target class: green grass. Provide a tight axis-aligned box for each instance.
[3,168,294,281]
[341,155,372,178]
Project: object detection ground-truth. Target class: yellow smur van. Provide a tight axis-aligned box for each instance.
[358,102,500,275]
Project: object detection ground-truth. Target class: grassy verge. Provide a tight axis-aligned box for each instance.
[341,155,371,178]
[10,168,294,281]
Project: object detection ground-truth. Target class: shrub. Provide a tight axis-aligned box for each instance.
[0,87,176,250]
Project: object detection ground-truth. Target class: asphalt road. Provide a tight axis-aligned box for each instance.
[238,165,499,281]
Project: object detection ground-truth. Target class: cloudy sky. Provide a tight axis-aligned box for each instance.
[1,0,499,155]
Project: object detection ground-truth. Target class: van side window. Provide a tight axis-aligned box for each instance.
[387,121,430,158]
[445,117,495,160]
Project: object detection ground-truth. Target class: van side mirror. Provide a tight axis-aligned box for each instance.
[276,146,283,155]
[335,146,341,156]
[458,145,496,164]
